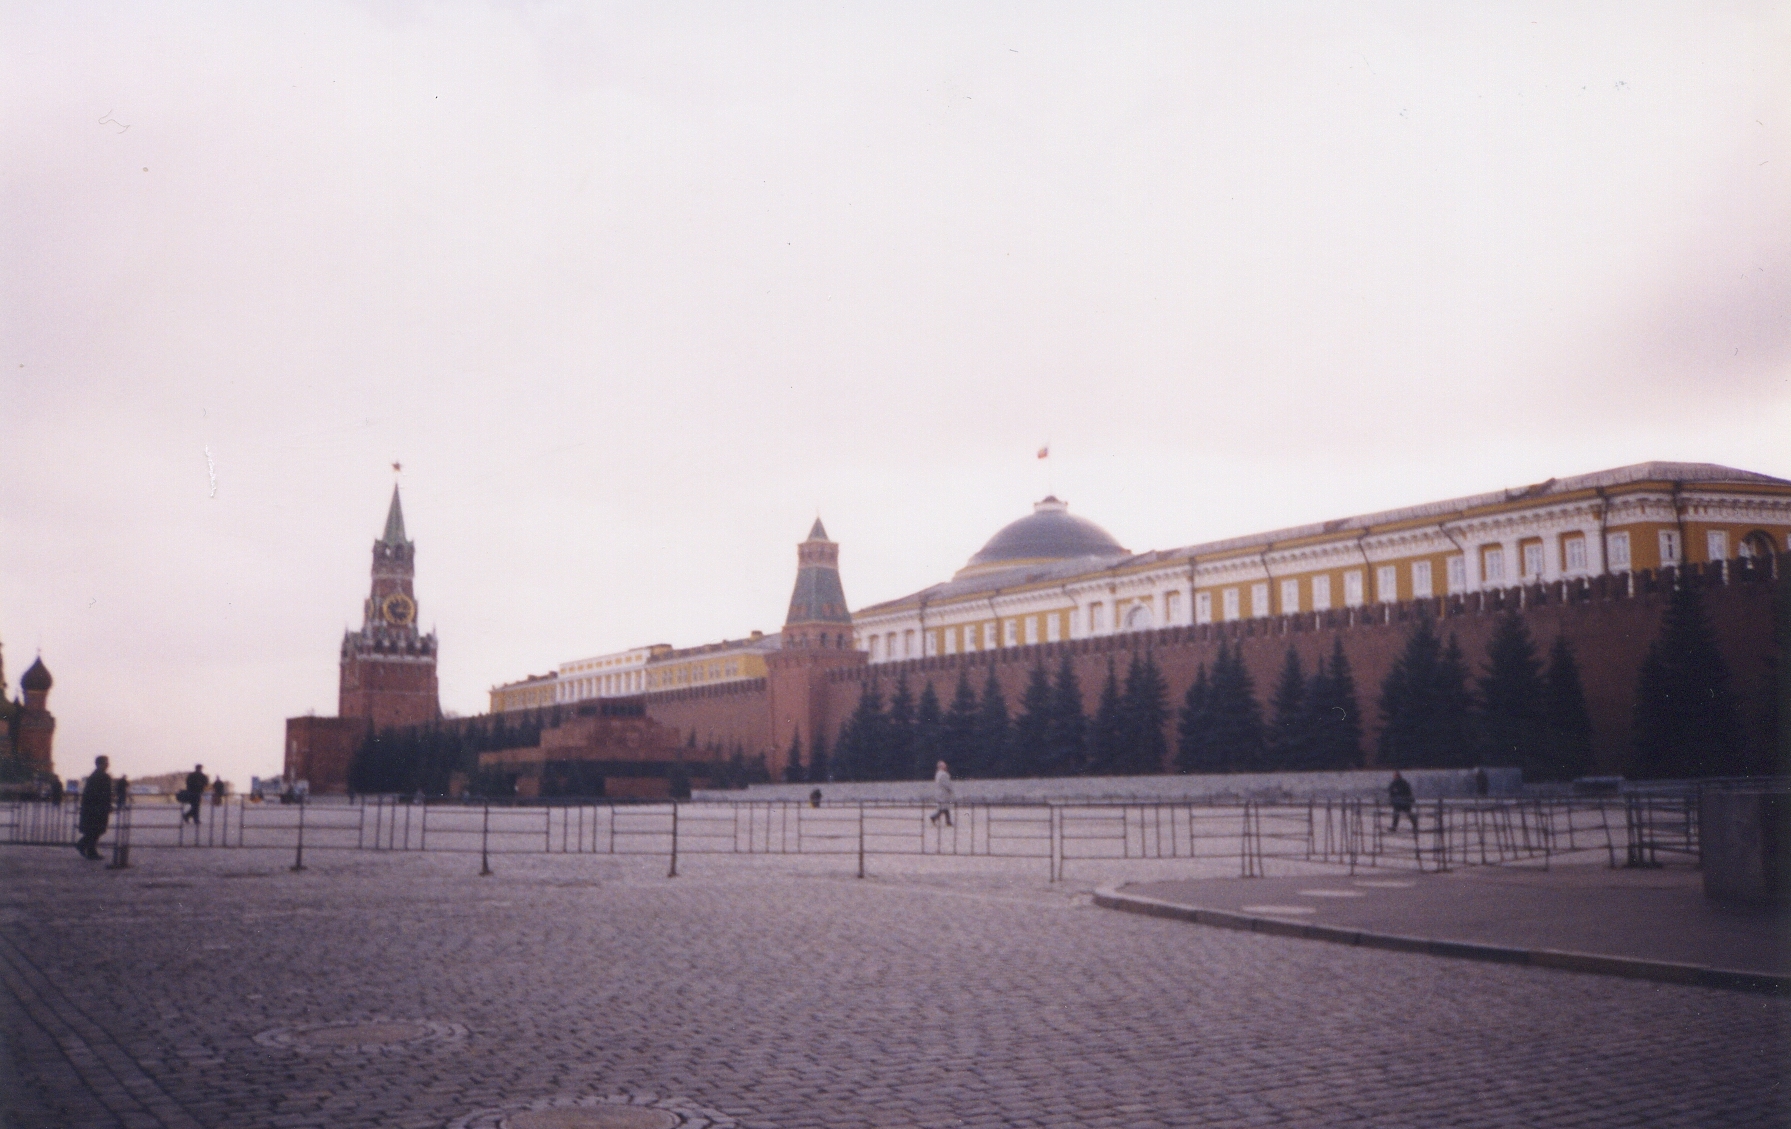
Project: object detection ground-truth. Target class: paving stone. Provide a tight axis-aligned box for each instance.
[0,847,1786,1128]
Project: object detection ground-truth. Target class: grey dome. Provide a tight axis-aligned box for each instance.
[958,498,1127,577]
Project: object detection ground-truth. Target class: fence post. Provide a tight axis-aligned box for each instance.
[479,804,492,876]
[1433,799,1448,872]
[1239,801,1251,878]
[857,802,866,879]
[1049,805,1061,883]
[1541,800,1552,870]
[290,796,307,872]
[107,803,131,869]
[668,801,679,878]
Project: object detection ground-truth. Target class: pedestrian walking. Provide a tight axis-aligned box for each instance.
[180,764,208,824]
[1473,767,1489,797]
[75,757,112,860]
[47,777,64,806]
[1388,770,1417,834]
[929,761,954,828]
[211,777,226,806]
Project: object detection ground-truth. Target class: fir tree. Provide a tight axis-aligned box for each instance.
[1632,583,1744,779]
[884,676,915,782]
[748,753,771,785]
[971,665,1010,777]
[1088,659,1126,775]
[1008,664,1054,778]
[1175,663,1214,773]
[834,681,886,782]
[1309,636,1364,769]
[1119,651,1170,774]
[1266,647,1311,770]
[1477,614,1546,774]
[1044,654,1087,776]
[942,669,979,776]
[1539,635,1595,782]
[1378,616,1475,768]
[807,732,830,784]
[782,730,804,784]
[1206,640,1266,772]
[912,681,945,778]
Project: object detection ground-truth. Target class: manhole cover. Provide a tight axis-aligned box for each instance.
[300,1021,432,1047]
[451,1094,734,1129]
[506,1109,679,1129]
[254,1019,467,1053]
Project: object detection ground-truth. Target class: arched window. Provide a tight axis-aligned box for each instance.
[1739,531,1775,560]
[1125,604,1154,631]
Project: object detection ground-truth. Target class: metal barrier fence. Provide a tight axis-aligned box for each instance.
[1,792,1696,880]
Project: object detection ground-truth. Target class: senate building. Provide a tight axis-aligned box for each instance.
[849,461,1791,664]
[291,462,1789,794]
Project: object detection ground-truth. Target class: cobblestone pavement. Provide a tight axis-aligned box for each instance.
[2,845,1787,1129]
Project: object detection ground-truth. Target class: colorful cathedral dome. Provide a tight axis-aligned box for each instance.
[955,497,1128,579]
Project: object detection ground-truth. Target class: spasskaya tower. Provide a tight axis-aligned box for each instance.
[338,486,440,728]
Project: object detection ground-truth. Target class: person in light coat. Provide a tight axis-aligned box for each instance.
[930,761,954,828]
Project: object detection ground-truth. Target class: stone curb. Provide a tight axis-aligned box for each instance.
[1092,885,1791,997]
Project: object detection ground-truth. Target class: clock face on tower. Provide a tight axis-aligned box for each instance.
[382,592,416,626]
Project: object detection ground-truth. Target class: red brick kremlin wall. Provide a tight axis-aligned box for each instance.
[641,678,774,757]
[641,561,1780,780]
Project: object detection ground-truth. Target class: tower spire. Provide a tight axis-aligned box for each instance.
[382,485,409,547]
[783,518,852,649]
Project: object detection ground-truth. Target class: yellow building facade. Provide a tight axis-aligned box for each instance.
[641,632,779,693]
[852,462,1791,664]
[488,672,558,713]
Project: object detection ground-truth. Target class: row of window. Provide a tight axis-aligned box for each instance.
[557,669,647,702]
[866,609,1073,661]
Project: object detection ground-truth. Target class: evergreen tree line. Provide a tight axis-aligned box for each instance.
[689,734,773,790]
[1377,585,1752,780]
[815,595,1720,782]
[1176,637,1364,774]
[1375,614,1593,780]
[813,652,1177,783]
[349,710,558,796]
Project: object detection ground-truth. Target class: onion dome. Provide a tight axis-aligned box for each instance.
[956,497,1128,578]
[20,656,52,692]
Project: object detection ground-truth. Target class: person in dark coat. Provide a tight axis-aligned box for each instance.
[76,756,112,860]
[1388,770,1417,834]
[181,764,208,824]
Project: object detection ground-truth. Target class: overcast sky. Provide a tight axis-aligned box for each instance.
[3,3,1786,785]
